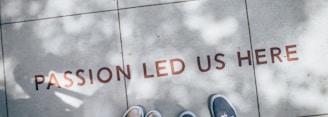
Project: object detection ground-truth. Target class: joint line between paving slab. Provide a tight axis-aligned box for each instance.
[244,0,261,117]
[0,1,9,116]
[119,0,197,10]
[1,9,118,25]
[116,0,129,110]
[299,113,328,117]
[1,0,197,25]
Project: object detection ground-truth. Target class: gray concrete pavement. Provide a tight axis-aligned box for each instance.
[0,0,327,117]
[247,0,328,116]
[120,0,258,116]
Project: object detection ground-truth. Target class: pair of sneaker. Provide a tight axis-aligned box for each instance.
[123,94,237,117]
[122,107,196,117]
[122,106,162,117]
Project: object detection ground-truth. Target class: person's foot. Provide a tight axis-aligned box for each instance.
[146,110,162,117]
[209,94,237,117]
[179,111,196,117]
[122,106,144,117]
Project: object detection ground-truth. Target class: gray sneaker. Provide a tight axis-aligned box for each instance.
[123,106,144,117]
[209,94,237,117]
[179,111,196,117]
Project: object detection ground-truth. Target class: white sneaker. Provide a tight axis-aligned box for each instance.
[122,106,144,117]
[146,110,162,117]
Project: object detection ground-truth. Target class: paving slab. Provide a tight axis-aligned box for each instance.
[2,11,127,117]
[247,0,328,116]
[0,33,7,117]
[120,0,259,116]
[1,0,117,23]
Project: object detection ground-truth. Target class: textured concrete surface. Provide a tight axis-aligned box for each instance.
[0,32,7,117]
[247,0,328,116]
[1,12,127,117]
[1,0,118,23]
[119,0,187,8]
[0,0,328,117]
[120,0,258,116]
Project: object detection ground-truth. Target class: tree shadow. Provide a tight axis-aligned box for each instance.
[0,0,327,117]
